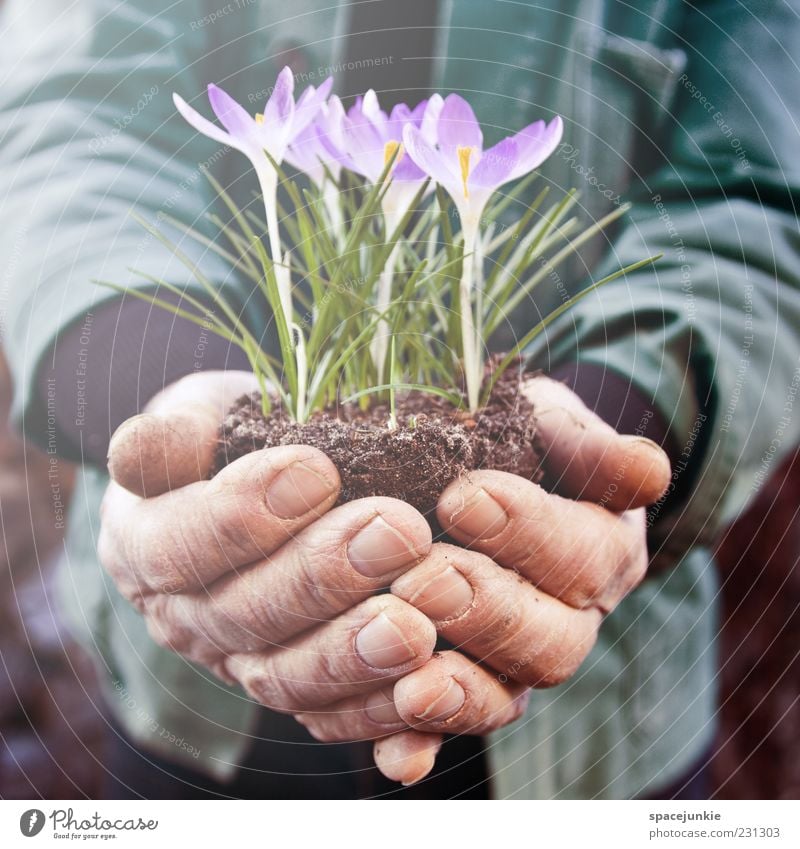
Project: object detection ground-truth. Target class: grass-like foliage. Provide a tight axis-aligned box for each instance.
[97,70,659,423]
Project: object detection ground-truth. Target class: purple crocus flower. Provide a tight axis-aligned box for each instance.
[336,90,443,229]
[402,94,563,412]
[173,68,332,175]
[285,95,347,188]
[318,90,443,376]
[284,96,348,243]
[173,67,332,259]
[403,93,563,238]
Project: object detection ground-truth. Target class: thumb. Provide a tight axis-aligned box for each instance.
[524,375,671,511]
[107,370,258,498]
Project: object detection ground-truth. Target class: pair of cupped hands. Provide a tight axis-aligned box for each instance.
[99,370,670,785]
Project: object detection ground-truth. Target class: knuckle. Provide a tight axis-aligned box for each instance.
[533,631,582,687]
[244,665,297,711]
[137,514,199,594]
[244,675,275,706]
[512,615,583,688]
[98,528,147,605]
[558,558,605,610]
[570,525,632,610]
[139,553,193,595]
[537,614,598,687]
[508,690,531,723]
[293,538,349,607]
[315,649,347,690]
[144,610,183,653]
[586,571,616,611]
[477,589,528,657]
[232,581,283,651]
[589,542,645,613]
[209,659,238,687]
[142,596,193,654]
[241,653,330,713]
[627,550,649,591]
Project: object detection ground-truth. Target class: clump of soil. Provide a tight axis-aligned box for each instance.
[214,363,542,521]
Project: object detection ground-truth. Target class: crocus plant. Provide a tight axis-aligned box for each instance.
[403,95,563,410]
[341,91,443,376]
[104,67,658,424]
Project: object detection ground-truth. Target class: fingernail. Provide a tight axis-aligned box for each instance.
[393,566,474,622]
[348,516,420,578]
[364,688,403,725]
[444,486,508,539]
[356,612,417,669]
[415,678,465,722]
[266,460,336,519]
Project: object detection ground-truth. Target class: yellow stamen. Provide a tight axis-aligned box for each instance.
[255,113,264,125]
[457,146,473,199]
[384,140,404,169]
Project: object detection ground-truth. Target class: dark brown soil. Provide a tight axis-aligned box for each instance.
[214,363,543,521]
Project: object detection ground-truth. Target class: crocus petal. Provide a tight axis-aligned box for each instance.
[286,120,342,185]
[318,126,353,172]
[285,123,326,186]
[207,84,259,144]
[361,89,386,125]
[343,114,386,182]
[173,93,236,150]
[389,102,414,124]
[420,93,443,144]
[507,116,564,181]
[312,122,342,180]
[408,99,428,124]
[392,152,427,183]
[386,102,414,142]
[336,91,440,188]
[318,97,354,173]
[263,66,295,127]
[293,76,334,135]
[513,118,546,148]
[469,137,518,190]
[437,93,483,156]
[402,123,459,189]
[323,95,346,142]
[296,75,333,112]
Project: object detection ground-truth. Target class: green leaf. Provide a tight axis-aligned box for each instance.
[481,253,662,405]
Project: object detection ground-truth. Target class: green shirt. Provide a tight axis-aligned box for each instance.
[2,0,799,798]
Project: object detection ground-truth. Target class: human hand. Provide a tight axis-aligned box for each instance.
[295,375,671,785]
[99,371,439,736]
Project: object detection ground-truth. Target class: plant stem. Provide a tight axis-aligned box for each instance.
[260,164,308,420]
[294,327,308,423]
[388,336,398,430]
[460,218,480,412]
[257,165,282,268]
[322,180,344,247]
[372,239,399,381]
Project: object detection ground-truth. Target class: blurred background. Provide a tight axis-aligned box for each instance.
[1,333,798,798]
[0,0,798,800]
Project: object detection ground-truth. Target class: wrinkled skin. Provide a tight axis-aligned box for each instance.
[99,370,670,785]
